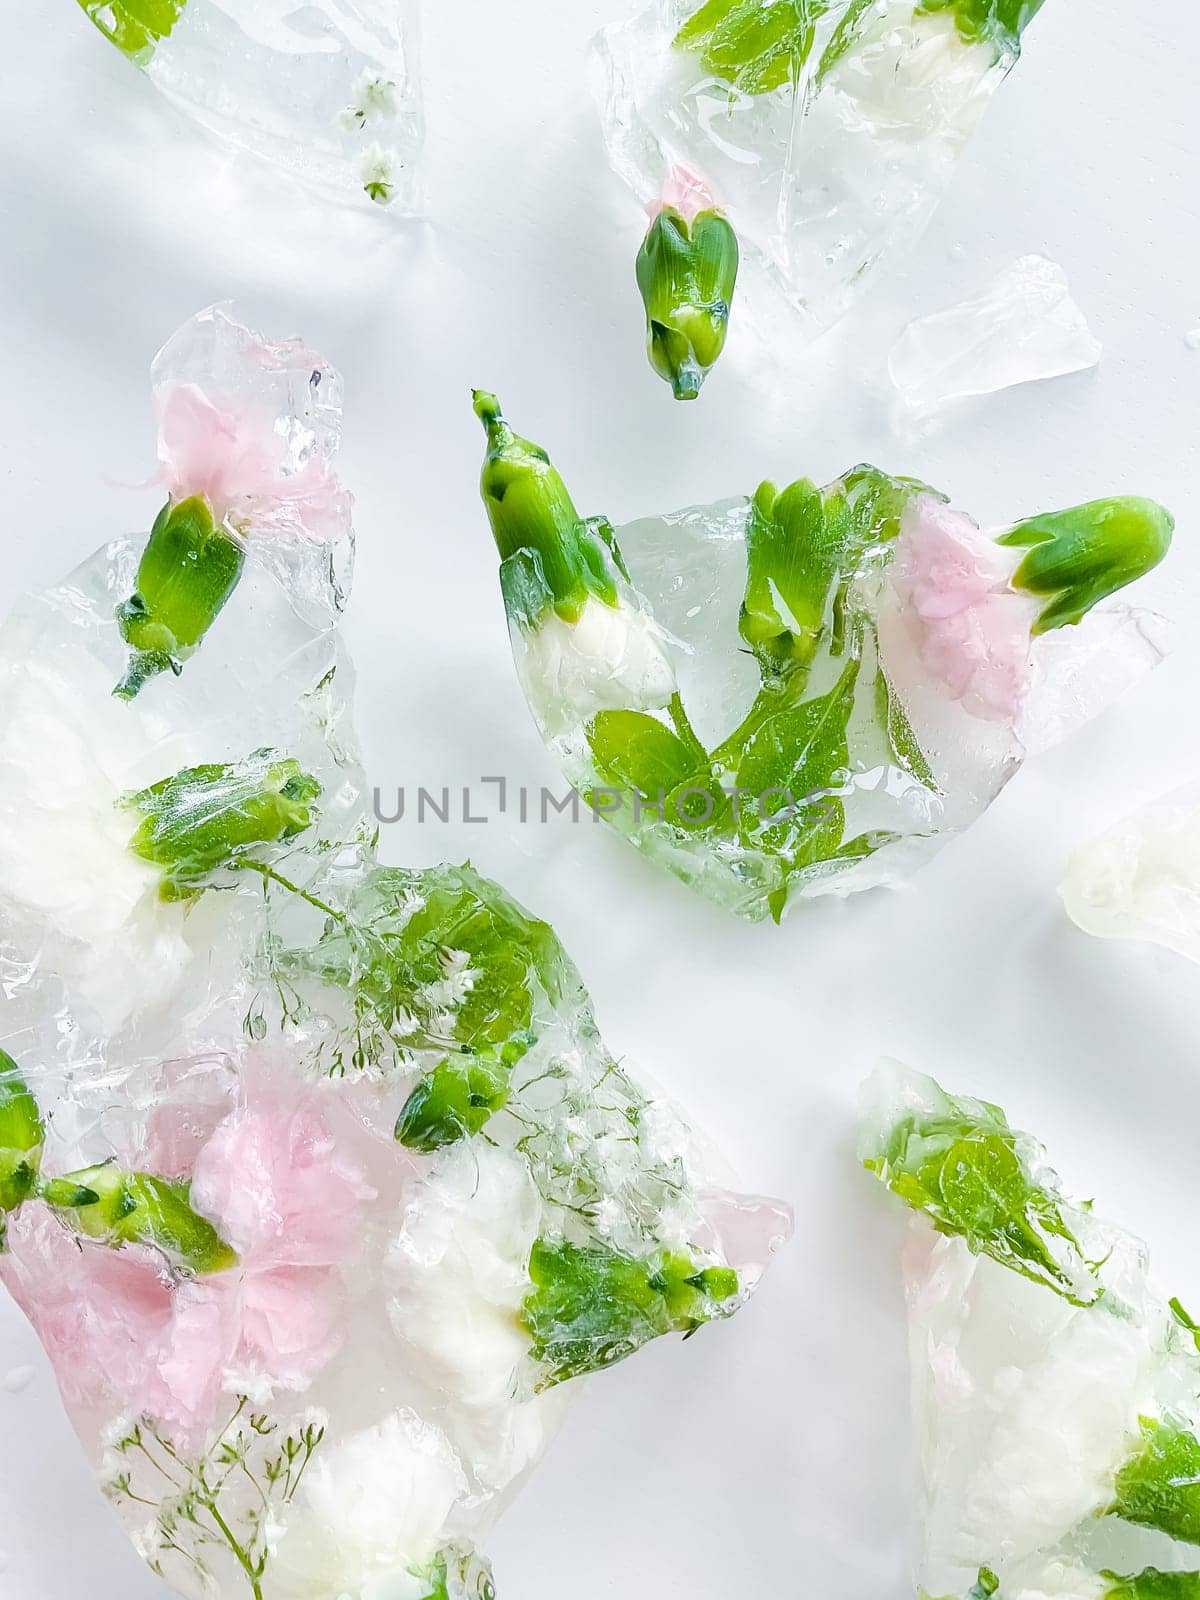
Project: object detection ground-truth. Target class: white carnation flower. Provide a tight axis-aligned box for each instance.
[516,594,677,738]
[829,8,1000,144]
[271,1410,465,1599]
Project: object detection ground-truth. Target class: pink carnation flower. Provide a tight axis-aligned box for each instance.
[0,1082,374,1442]
[646,163,720,227]
[154,381,353,543]
[890,494,1039,723]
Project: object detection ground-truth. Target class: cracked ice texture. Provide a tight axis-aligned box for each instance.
[0,312,789,1598]
[520,485,1167,922]
[590,0,1026,337]
[77,0,422,213]
[1060,782,1200,964]
[862,1063,1200,1600]
[889,255,1102,416]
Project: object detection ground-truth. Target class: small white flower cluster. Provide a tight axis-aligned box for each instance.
[339,70,405,206]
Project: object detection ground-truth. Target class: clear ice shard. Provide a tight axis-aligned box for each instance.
[0,310,791,1600]
[473,392,1173,924]
[862,1061,1200,1600]
[590,0,1050,339]
[76,0,422,213]
[1060,783,1200,964]
[889,255,1102,416]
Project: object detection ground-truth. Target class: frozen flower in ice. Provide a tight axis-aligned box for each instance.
[340,70,402,129]
[271,1409,466,1597]
[473,391,676,737]
[637,165,739,400]
[889,493,1039,722]
[359,142,402,204]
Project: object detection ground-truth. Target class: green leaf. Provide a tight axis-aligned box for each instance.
[861,1068,1100,1304]
[77,0,186,65]
[816,0,881,81]
[875,662,940,792]
[395,1054,513,1152]
[0,1053,44,1226]
[997,496,1173,633]
[115,496,245,698]
[48,1165,237,1274]
[125,749,321,901]
[675,0,827,95]
[637,208,740,400]
[1112,1416,1200,1546]
[522,1238,739,1388]
[1170,1297,1200,1354]
[587,710,700,798]
[736,655,859,862]
[1103,1570,1200,1600]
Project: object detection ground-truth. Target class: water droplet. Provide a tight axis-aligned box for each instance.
[2,1365,34,1394]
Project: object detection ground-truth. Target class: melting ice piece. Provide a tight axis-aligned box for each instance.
[862,1061,1200,1600]
[472,391,1173,923]
[1061,782,1200,963]
[0,316,790,1600]
[76,0,422,212]
[591,0,1052,341]
[889,255,1102,416]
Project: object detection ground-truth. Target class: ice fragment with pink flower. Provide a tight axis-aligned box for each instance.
[75,0,422,213]
[474,395,1173,922]
[0,312,789,1599]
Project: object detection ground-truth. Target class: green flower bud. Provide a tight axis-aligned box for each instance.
[740,477,853,676]
[522,1237,740,1388]
[636,206,739,401]
[997,496,1173,633]
[473,392,618,624]
[0,1052,44,1234]
[125,749,322,902]
[115,495,246,700]
[46,1164,237,1274]
[395,1053,513,1152]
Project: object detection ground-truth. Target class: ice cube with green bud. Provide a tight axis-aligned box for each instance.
[591,0,1057,341]
[474,397,1172,921]
[864,1062,1200,1600]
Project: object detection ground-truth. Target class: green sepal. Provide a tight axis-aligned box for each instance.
[997,496,1173,633]
[473,392,618,624]
[395,1052,515,1152]
[125,749,321,901]
[1111,1416,1200,1546]
[76,0,186,65]
[522,1237,740,1388]
[636,206,739,401]
[0,1053,45,1221]
[861,1069,1100,1305]
[46,1164,237,1274]
[675,0,826,95]
[115,495,246,699]
[1102,1570,1200,1600]
[916,0,1048,50]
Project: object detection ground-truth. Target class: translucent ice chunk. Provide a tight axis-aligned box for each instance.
[862,1062,1200,1600]
[474,395,1172,923]
[1060,782,1200,963]
[77,0,423,213]
[591,0,1047,339]
[889,255,1103,415]
[0,317,789,1599]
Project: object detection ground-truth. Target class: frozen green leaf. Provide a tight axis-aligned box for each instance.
[675,0,827,95]
[47,1164,237,1274]
[1112,1417,1200,1546]
[77,0,186,66]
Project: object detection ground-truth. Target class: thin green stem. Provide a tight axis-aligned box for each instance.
[238,861,343,921]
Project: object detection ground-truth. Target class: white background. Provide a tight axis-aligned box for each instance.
[0,2,1198,1596]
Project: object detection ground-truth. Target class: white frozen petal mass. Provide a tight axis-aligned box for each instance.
[78,0,423,214]
[271,1410,465,1598]
[1061,782,1200,962]
[513,594,678,737]
[889,256,1102,416]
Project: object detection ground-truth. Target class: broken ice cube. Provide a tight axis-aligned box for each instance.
[473,392,1172,923]
[889,255,1102,417]
[863,1061,1200,1600]
[76,0,423,213]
